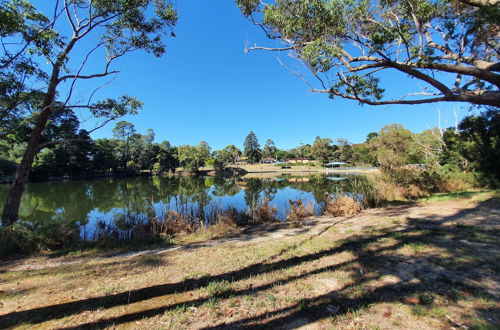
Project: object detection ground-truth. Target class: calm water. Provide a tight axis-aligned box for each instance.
[0,174,367,238]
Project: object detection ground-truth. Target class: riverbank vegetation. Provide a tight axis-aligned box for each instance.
[1,108,498,256]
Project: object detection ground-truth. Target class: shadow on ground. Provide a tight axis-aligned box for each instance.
[0,198,498,329]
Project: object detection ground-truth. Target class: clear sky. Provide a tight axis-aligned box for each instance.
[69,1,471,150]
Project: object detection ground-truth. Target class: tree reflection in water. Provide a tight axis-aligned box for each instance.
[0,174,369,239]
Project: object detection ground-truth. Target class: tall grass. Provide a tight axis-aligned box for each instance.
[348,166,479,207]
[286,199,314,220]
[324,195,363,216]
[251,198,277,223]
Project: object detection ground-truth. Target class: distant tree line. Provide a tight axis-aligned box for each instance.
[1,108,498,186]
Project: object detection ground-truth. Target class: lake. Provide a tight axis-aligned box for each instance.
[0,174,369,239]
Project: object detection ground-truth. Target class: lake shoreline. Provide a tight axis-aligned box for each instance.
[0,166,378,184]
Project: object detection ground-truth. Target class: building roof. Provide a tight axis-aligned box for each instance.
[326,161,349,166]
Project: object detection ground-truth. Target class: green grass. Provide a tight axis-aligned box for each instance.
[406,242,427,252]
[206,280,233,297]
[184,271,210,280]
[420,191,478,202]
[419,189,499,203]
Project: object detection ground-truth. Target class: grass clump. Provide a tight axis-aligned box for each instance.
[252,198,277,223]
[206,280,233,298]
[286,199,314,221]
[324,195,363,217]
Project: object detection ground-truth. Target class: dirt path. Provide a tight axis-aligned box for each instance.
[3,194,497,272]
[0,192,498,329]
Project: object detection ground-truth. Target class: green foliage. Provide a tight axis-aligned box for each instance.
[243,131,261,164]
[215,145,242,168]
[331,74,385,103]
[370,124,420,168]
[113,121,136,141]
[0,220,81,256]
[178,141,211,173]
[237,0,500,107]
[333,138,353,163]
[0,0,178,224]
[157,141,179,173]
[455,109,500,186]
[152,162,161,175]
[262,139,278,158]
[1,0,175,138]
[350,143,376,165]
[311,136,335,165]
[6,122,179,178]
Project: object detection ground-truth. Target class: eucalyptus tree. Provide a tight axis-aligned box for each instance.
[218,145,242,165]
[112,121,136,170]
[311,136,334,164]
[178,142,211,173]
[0,0,177,225]
[370,124,418,168]
[262,139,278,158]
[236,0,500,107]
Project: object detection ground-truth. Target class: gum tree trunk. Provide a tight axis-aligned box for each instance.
[1,70,59,226]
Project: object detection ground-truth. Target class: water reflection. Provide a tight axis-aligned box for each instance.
[0,174,367,236]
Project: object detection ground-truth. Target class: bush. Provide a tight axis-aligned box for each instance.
[432,164,478,191]
[286,199,314,220]
[152,162,162,175]
[0,221,81,256]
[252,198,277,223]
[0,158,17,177]
[362,164,479,205]
[324,195,363,217]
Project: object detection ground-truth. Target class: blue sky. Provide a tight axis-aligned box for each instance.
[59,1,471,150]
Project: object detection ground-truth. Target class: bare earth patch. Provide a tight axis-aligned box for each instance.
[0,191,498,329]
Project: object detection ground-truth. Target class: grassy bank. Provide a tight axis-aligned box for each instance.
[0,191,498,329]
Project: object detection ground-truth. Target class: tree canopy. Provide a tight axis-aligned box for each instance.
[0,0,178,225]
[243,131,262,163]
[178,141,211,173]
[311,136,335,164]
[236,0,500,107]
[262,139,278,158]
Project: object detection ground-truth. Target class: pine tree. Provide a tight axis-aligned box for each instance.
[243,131,261,164]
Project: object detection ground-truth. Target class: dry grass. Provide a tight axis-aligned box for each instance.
[174,209,241,244]
[324,195,363,217]
[160,211,195,236]
[0,193,498,330]
[366,173,429,201]
[438,177,474,192]
[286,199,315,221]
[253,198,277,223]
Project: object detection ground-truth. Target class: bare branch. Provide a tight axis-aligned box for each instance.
[313,88,449,105]
[64,0,77,33]
[457,0,499,8]
[245,45,295,52]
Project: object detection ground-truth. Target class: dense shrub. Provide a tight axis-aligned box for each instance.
[0,221,81,256]
[252,198,277,223]
[0,158,17,177]
[324,195,363,217]
[286,199,314,220]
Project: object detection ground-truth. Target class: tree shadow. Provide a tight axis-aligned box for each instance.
[0,197,498,329]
